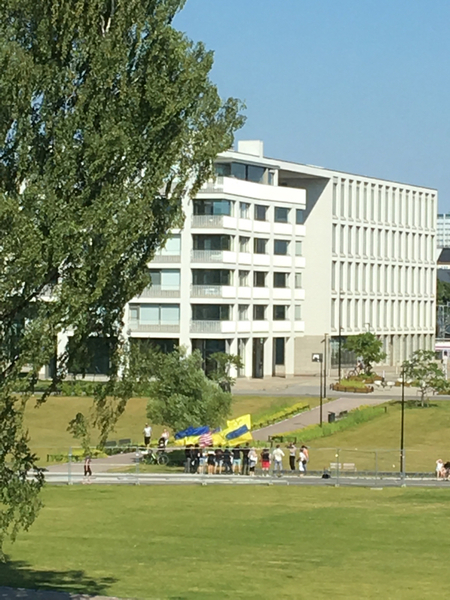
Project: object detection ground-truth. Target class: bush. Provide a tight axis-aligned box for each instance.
[277,405,388,443]
[253,402,309,429]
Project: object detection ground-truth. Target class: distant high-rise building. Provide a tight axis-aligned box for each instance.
[437,213,450,249]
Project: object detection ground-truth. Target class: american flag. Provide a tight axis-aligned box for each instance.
[199,432,213,447]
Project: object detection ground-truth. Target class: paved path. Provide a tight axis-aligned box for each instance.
[252,395,389,440]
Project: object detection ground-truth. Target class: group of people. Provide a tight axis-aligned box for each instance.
[436,459,450,479]
[143,423,170,449]
[184,443,309,476]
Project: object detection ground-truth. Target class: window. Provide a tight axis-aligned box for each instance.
[129,305,139,321]
[239,270,249,286]
[247,165,265,183]
[193,234,231,251]
[274,338,285,365]
[274,239,289,255]
[148,269,180,290]
[253,305,266,320]
[158,234,181,256]
[296,209,305,224]
[253,271,267,287]
[273,305,287,320]
[255,204,268,221]
[192,304,230,321]
[295,305,302,320]
[215,162,267,183]
[238,305,249,320]
[275,207,289,223]
[295,241,302,256]
[254,238,267,254]
[193,199,231,216]
[295,273,302,288]
[240,202,250,219]
[138,304,180,325]
[192,269,231,286]
[239,236,249,252]
[274,272,288,288]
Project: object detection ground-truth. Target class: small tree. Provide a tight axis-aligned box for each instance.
[146,348,232,432]
[403,350,449,406]
[208,352,243,392]
[344,332,386,375]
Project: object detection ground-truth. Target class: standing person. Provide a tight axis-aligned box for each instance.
[207,449,215,475]
[241,443,250,475]
[198,448,206,474]
[83,455,92,483]
[184,445,192,473]
[300,445,309,473]
[232,445,242,475]
[288,443,297,472]
[248,448,258,476]
[143,423,152,449]
[215,445,224,474]
[223,447,232,474]
[160,428,170,447]
[272,444,285,476]
[191,444,200,473]
[436,459,445,479]
[298,447,307,476]
[261,447,271,476]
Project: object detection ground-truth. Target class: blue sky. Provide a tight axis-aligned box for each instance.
[175,0,450,211]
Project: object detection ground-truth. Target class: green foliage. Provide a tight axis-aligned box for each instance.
[207,352,243,391]
[279,405,387,443]
[146,348,232,431]
[403,350,450,406]
[0,0,244,555]
[437,278,450,305]
[344,332,386,374]
[253,402,310,429]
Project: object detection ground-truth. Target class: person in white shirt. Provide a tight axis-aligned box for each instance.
[298,448,307,476]
[143,423,152,448]
[248,448,258,476]
[272,445,285,476]
[159,428,170,447]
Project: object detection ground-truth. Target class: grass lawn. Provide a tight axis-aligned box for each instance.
[308,401,450,473]
[23,394,309,458]
[2,485,450,600]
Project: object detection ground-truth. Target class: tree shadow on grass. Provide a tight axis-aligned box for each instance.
[0,558,117,598]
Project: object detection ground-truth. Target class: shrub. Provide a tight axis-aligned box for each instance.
[253,402,309,429]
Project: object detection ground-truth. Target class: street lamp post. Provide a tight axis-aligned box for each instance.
[312,353,324,427]
[400,356,406,476]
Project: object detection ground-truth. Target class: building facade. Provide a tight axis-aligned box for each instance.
[437,213,450,249]
[276,159,437,371]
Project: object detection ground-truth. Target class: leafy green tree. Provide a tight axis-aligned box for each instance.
[207,352,243,392]
[146,348,232,432]
[344,332,386,375]
[0,0,243,557]
[437,279,450,305]
[403,350,449,406]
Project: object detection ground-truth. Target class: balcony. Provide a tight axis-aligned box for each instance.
[191,250,236,263]
[191,285,236,299]
[138,286,180,299]
[190,320,236,334]
[191,215,237,229]
[151,254,181,263]
[199,176,306,206]
[128,322,180,333]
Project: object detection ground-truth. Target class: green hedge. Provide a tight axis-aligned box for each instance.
[253,402,310,430]
[273,404,388,443]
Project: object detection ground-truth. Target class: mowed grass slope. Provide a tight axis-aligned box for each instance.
[308,402,450,472]
[2,486,450,600]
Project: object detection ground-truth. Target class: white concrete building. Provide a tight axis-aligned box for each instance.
[275,159,437,371]
[124,140,306,378]
[437,213,450,249]
[60,141,437,377]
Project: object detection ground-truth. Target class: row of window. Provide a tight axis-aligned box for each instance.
[193,234,303,256]
[331,262,435,296]
[148,269,303,289]
[129,303,302,323]
[332,178,435,229]
[332,224,434,263]
[331,298,434,331]
[193,199,305,224]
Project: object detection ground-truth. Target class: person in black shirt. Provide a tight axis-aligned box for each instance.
[184,445,192,473]
[215,446,224,474]
[232,445,242,475]
[223,447,232,474]
[241,443,250,475]
[190,444,200,473]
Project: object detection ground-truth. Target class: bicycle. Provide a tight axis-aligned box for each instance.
[143,448,169,466]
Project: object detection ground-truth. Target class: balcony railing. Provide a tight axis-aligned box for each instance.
[138,286,180,298]
[191,250,224,263]
[128,322,180,333]
[150,254,181,263]
[192,215,226,228]
[190,320,222,333]
[191,285,222,297]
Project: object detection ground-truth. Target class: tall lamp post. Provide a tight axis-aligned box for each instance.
[312,353,324,427]
[400,355,406,476]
